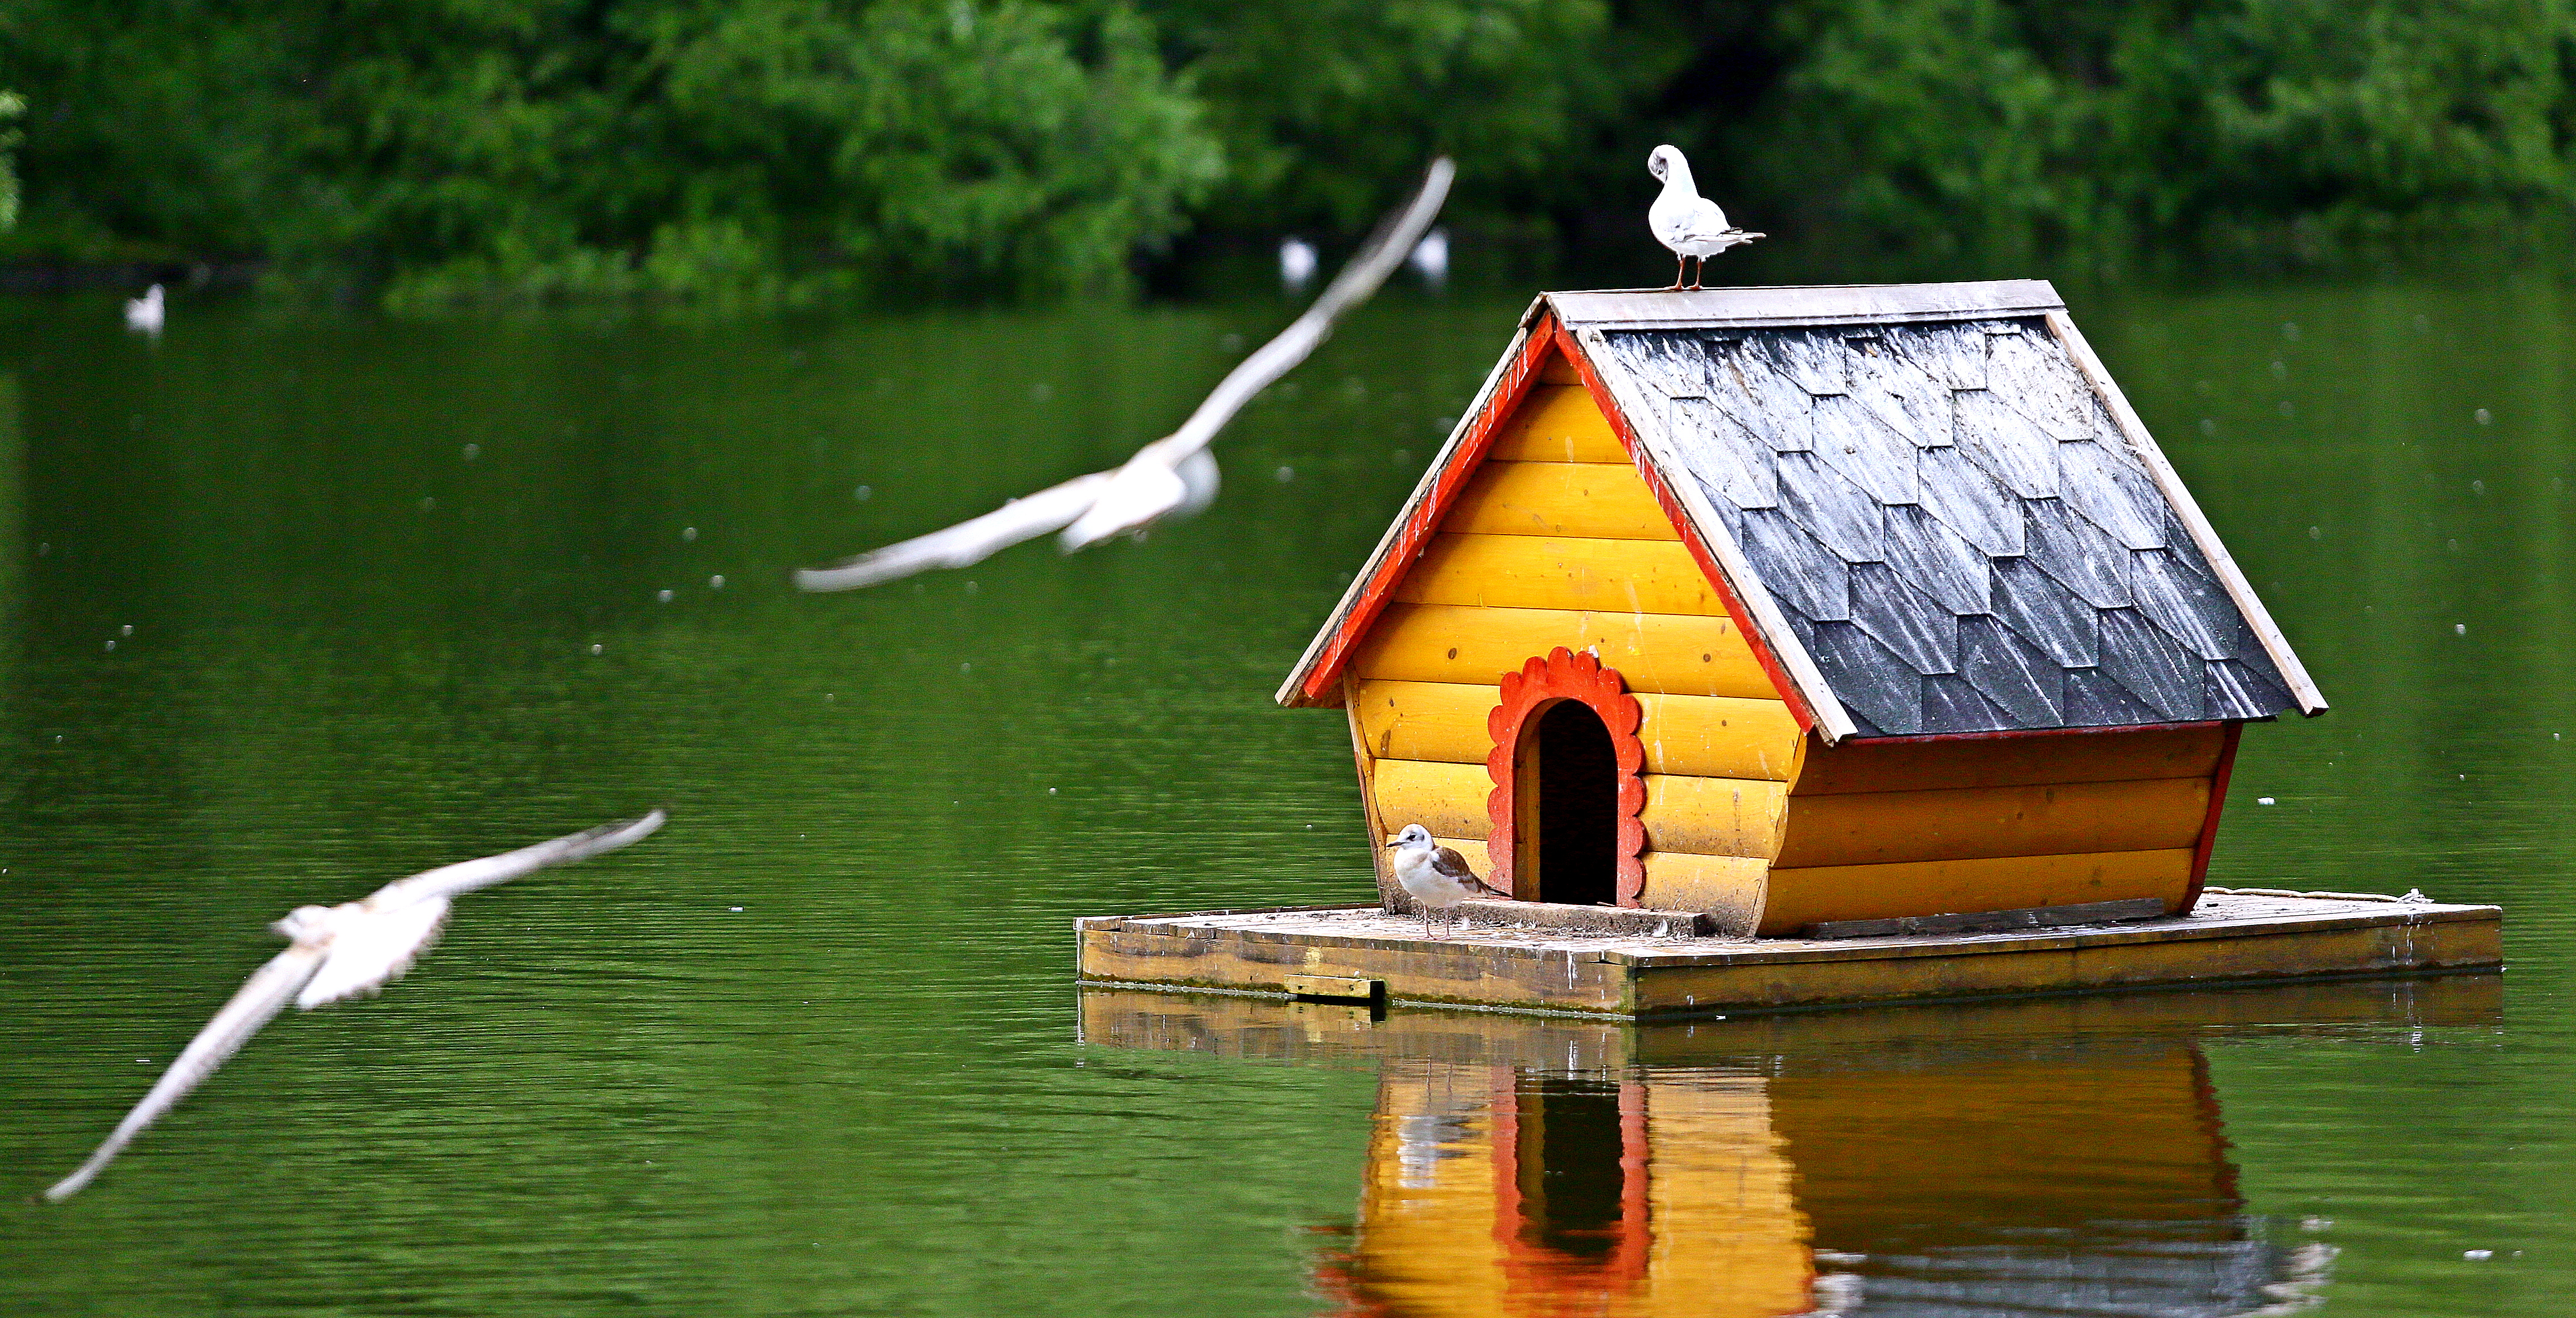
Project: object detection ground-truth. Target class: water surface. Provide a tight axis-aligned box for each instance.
[0,280,2569,1315]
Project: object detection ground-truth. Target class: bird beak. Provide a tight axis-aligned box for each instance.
[1383,839,1401,849]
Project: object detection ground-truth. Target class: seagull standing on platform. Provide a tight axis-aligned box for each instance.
[1386,823,1509,936]
[43,810,667,1201]
[1646,146,1761,291]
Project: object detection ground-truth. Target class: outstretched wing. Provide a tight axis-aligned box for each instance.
[1061,160,1453,550]
[795,471,1110,592]
[1432,846,1512,900]
[46,944,325,1201]
[366,809,667,910]
[295,898,452,1010]
[797,159,1450,582]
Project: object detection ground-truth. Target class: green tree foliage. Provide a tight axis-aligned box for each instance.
[4,0,2574,296]
[0,90,19,232]
[1143,0,1623,233]
[1733,0,2576,261]
[1,0,1222,299]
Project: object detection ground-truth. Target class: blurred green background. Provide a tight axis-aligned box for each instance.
[7,0,2575,302]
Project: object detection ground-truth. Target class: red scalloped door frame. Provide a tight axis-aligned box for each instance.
[1485,647,1650,905]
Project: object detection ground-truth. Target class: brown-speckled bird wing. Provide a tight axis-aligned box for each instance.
[1432,846,1512,900]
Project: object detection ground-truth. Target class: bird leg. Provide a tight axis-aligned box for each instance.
[1668,255,1688,292]
[1687,256,1704,291]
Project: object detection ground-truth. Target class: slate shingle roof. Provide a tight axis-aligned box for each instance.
[1589,319,2298,737]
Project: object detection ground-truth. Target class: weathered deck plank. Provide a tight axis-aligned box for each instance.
[1074,893,2500,1018]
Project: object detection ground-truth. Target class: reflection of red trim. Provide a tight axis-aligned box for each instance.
[1487,1064,1524,1255]
[2186,1043,2245,1215]
[1616,1080,1652,1279]
[1483,648,1649,905]
[1297,320,1559,705]
[2186,721,2245,907]
[1305,1246,1371,1318]
[1849,718,2228,746]
[1488,1071,1655,1294]
[1548,320,1819,734]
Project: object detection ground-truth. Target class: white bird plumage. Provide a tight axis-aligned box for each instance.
[1386,823,1510,936]
[1408,227,1449,285]
[1279,237,1318,288]
[1646,146,1761,291]
[796,159,1454,592]
[123,284,166,335]
[43,809,667,1202]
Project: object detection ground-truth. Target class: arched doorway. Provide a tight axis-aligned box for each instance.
[1483,647,1648,905]
[1520,701,1619,906]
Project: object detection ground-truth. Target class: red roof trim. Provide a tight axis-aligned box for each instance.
[1294,316,1559,705]
[1544,319,1819,733]
[1837,719,2232,745]
[2185,721,2245,907]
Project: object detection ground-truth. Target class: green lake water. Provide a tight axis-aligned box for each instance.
[0,279,2569,1316]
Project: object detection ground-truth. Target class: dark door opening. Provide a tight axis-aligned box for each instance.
[1512,1076,1630,1260]
[1530,699,1617,906]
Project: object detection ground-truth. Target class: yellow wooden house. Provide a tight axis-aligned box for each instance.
[1277,281,2326,936]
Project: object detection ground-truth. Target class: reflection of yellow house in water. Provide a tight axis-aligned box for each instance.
[1316,1063,1810,1317]
[1083,978,2501,1318]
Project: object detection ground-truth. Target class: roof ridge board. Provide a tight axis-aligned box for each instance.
[1546,280,2064,330]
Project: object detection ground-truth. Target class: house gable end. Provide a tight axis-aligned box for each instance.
[1279,316,1819,724]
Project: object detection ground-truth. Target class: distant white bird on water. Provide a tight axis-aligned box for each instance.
[796,159,1454,592]
[123,284,166,335]
[1408,227,1449,284]
[1646,146,1761,290]
[1386,823,1509,936]
[43,809,667,1201]
[1279,237,1318,288]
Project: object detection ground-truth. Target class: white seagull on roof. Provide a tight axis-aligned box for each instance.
[43,809,667,1201]
[795,159,1455,591]
[1386,823,1510,936]
[1646,146,1761,291]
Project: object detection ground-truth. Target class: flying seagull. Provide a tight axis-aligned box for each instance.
[1646,146,1761,291]
[1386,823,1510,936]
[794,158,1455,592]
[44,809,667,1202]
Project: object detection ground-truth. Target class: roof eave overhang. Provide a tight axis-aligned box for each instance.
[2038,310,2327,717]
[1274,312,1548,708]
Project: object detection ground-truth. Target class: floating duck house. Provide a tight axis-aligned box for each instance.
[1076,281,2501,1016]
[1280,280,2322,935]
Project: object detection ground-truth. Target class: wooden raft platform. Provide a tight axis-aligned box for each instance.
[1074,892,2502,1018]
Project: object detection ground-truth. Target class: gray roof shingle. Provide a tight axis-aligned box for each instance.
[1590,316,2299,736]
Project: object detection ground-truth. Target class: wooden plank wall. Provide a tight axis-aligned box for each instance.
[1345,352,1803,932]
[1758,725,2230,935]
